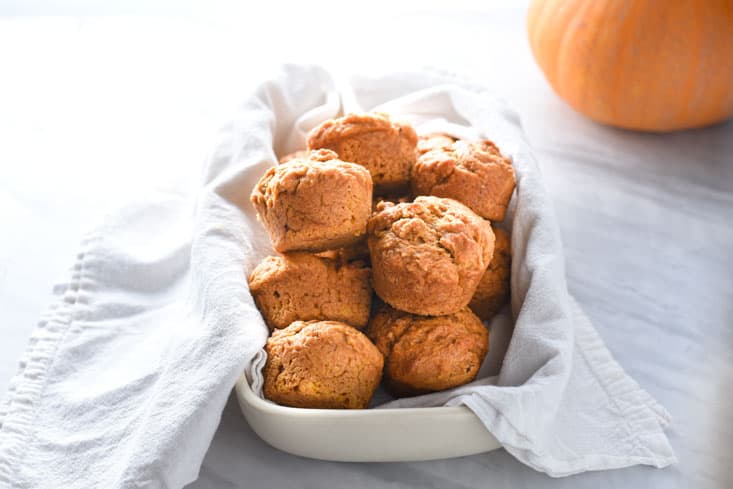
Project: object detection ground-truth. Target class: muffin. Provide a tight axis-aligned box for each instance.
[416,133,456,156]
[307,112,418,192]
[367,305,489,397]
[412,138,515,221]
[278,149,308,164]
[367,196,495,316]
[263,320,384,409]
[469,227,511,321]
[250,149,373,252]
[248,253,371,330]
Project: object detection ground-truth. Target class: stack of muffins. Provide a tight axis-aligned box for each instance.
[248,112,515,409]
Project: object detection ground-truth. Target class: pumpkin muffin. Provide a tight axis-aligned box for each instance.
[416,133,456,156]
[264,320,384,409]
[307,112,418,192]
[412,139,515,221]
[248,253,371,330]
[278,149,308,164]
[250,149,373,252]
[469,227,511,321]
[367,196,495,316]
[367,305,489,397]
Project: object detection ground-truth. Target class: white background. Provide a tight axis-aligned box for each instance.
[1,1,732,488]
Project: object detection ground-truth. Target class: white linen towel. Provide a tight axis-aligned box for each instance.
[0,65,675,489]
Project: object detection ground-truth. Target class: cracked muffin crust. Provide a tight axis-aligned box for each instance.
[367,196,495,316]
[263,320,384,409]
[412,138,516,221]
[367,305,488,397]
[306,112,418,192]
[248,253,371,330]
[416,133,456,156]
[469,226,511,321]
[250,149,373,252]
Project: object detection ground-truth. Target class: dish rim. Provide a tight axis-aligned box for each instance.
[236,373,480,418]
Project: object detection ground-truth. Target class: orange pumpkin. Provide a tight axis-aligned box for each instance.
[527,0,733,132]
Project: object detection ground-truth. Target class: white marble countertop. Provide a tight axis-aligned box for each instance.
[1,3,731,488]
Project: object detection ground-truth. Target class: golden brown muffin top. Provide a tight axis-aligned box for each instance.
[265,320,384,409]
[416,133,457,156]
[368,195,494,275]
[367,305,488,396]
[250,149,371,211]
[418,139,512,180]
[369,305,487,361]
[412,138,515,221]
[271,319,373,345]
[307,112,417,146]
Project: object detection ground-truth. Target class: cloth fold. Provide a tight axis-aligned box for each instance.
[0,65,675,489]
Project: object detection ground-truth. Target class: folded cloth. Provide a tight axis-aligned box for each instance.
[0,65,675,488]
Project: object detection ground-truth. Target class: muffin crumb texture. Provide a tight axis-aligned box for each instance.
[249,253,371,330]
[413,137,515,221]
[264,320,384,409]
[368,195,495,316]
[307,112,417,192]
[367,305,488,397]
[416,133,456,156]
[250,149,373,253]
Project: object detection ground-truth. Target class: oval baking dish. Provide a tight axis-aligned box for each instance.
[235,374,502,462]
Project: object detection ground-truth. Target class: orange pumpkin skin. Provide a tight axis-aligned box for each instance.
[527,0,733,132]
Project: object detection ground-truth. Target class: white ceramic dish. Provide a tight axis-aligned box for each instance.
[236,374,502,462]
